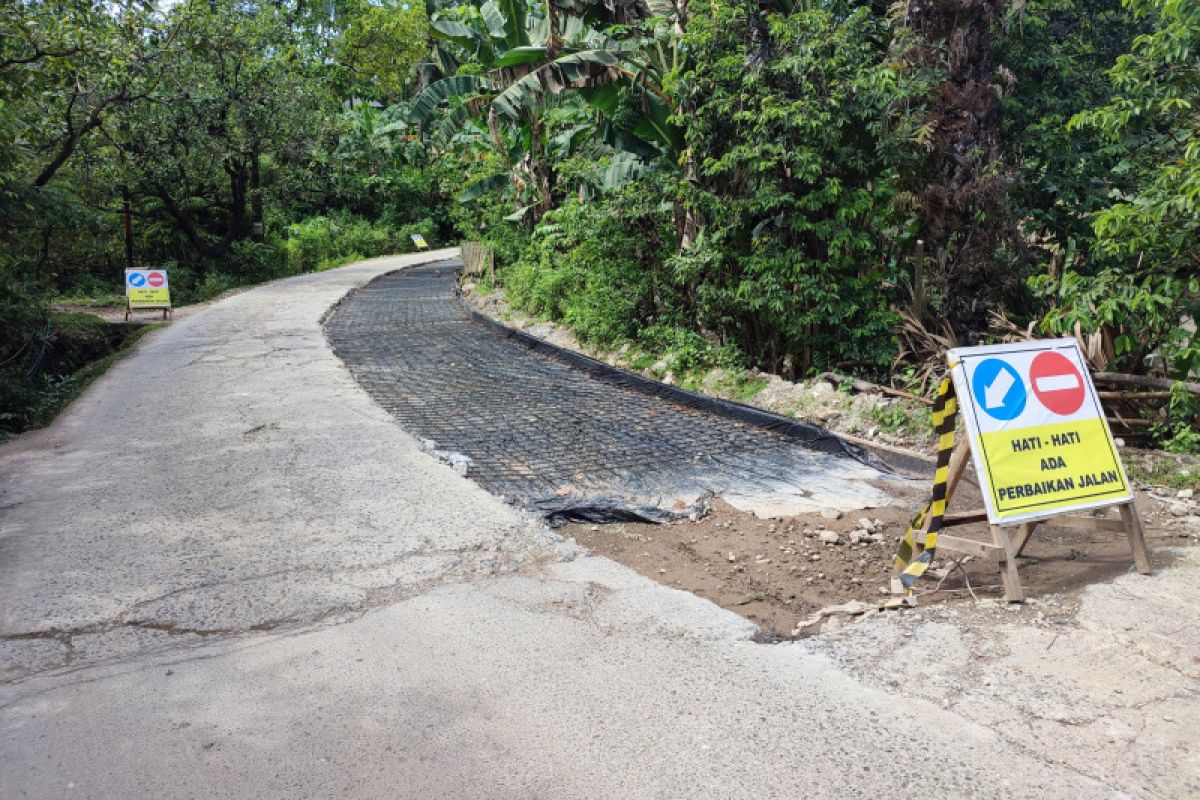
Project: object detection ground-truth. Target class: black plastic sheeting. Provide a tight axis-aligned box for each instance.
[324,260,900,525]
[462,301,887,473]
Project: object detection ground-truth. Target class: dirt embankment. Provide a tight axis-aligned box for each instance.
[566,487,1200,636]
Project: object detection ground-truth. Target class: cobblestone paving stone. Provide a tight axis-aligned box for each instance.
[324,261,904,522]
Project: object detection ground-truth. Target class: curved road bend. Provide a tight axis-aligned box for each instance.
[325,260,907,522]
[0,253,1128,797]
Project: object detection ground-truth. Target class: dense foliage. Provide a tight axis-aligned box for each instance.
[2,0,1198,436]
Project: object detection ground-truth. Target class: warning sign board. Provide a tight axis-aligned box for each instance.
[126,269,171,309]
[948,338,1131,524]
[410,233,429,250]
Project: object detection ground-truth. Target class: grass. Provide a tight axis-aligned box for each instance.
[627,352,657,371]
[54,292,125,308]
[729,376,768,402]
[1125,455,1199,491]
[868,401,932,438]
[25,323,164,430]
[315,252,365,272]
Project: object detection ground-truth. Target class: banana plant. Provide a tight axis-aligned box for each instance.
[410,0,683,216]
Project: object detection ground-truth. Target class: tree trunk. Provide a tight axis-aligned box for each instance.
[898,0,1021,339]
[123,186,135,269]
[250,149,264,243]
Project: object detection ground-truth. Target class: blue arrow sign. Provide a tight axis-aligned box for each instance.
[971,358,1026,421]
[128,272,146,288]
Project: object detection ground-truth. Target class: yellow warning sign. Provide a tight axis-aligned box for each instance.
[125,269,171,308]
[410,233,429,250]
[949,339,1131,524]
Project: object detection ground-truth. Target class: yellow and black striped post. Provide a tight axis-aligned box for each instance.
[892,373,959,597]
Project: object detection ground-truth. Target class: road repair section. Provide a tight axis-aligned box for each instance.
[2,253,1196,798]
[324,260,904,522]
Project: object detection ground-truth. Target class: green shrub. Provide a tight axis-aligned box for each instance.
[502,180,676,347]
[191,272,239,302]
[282,212,422,274]
[671,4,920,376]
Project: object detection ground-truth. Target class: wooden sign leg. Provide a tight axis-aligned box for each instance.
[1117,501,1153,574]
[1011,521,1039,558]
[990,525,1025,603]
[916,439,972,544]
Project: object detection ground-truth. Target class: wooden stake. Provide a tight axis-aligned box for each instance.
[991,525,1025,603]
[1012,520,1038,558]
[1118,501,1153,575]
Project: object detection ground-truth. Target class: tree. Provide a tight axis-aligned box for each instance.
[1071,0,1199,277]
[670,2,927,374]
[1047,0,1200,379]
[995,0,1146,270]
[891,0,1024,337]
[335,0,429,99]
[111,0,339,261]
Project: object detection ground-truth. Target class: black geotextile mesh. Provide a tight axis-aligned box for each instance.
[324,261,891,525]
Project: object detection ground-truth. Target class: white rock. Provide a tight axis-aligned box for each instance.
[1177,489,1194,499]
[818,530,841,545]
[820,508,842,520]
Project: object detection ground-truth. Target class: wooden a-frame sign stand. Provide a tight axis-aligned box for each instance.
[912,438,1152,602]
[124,297,172,321]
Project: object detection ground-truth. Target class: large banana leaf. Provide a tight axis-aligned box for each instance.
[492,46,550,68]
[495,0,529,48]
[430,19,479,49]
[491,49,622,119]
[580,83,682,155]
[578,84,621,116]
[504,204,535,222]
[631,90,684,154]
[606,128,663,160]
[428,101,477,148]
[480,0,528,49]
[409,75,491,124]
[430,19,496,65]
[594,152,655,192]
[457,172,511,202]
[430,42,461,77]
[549,124,594,158]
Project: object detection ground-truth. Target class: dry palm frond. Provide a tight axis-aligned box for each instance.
[893,308,959,397]
[986,309,1036,343]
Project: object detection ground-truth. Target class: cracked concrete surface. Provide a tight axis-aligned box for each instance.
[799,549,1200,798]
[1,252,1196,798]
[0,252,563,675]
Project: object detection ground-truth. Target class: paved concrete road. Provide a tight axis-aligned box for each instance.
[1,253,1193,798]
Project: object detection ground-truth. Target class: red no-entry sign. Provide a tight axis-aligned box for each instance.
[147,271,165,288]
[1029,351,1085,415]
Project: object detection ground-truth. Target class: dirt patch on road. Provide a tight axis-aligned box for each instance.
[565,488,1200,637]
